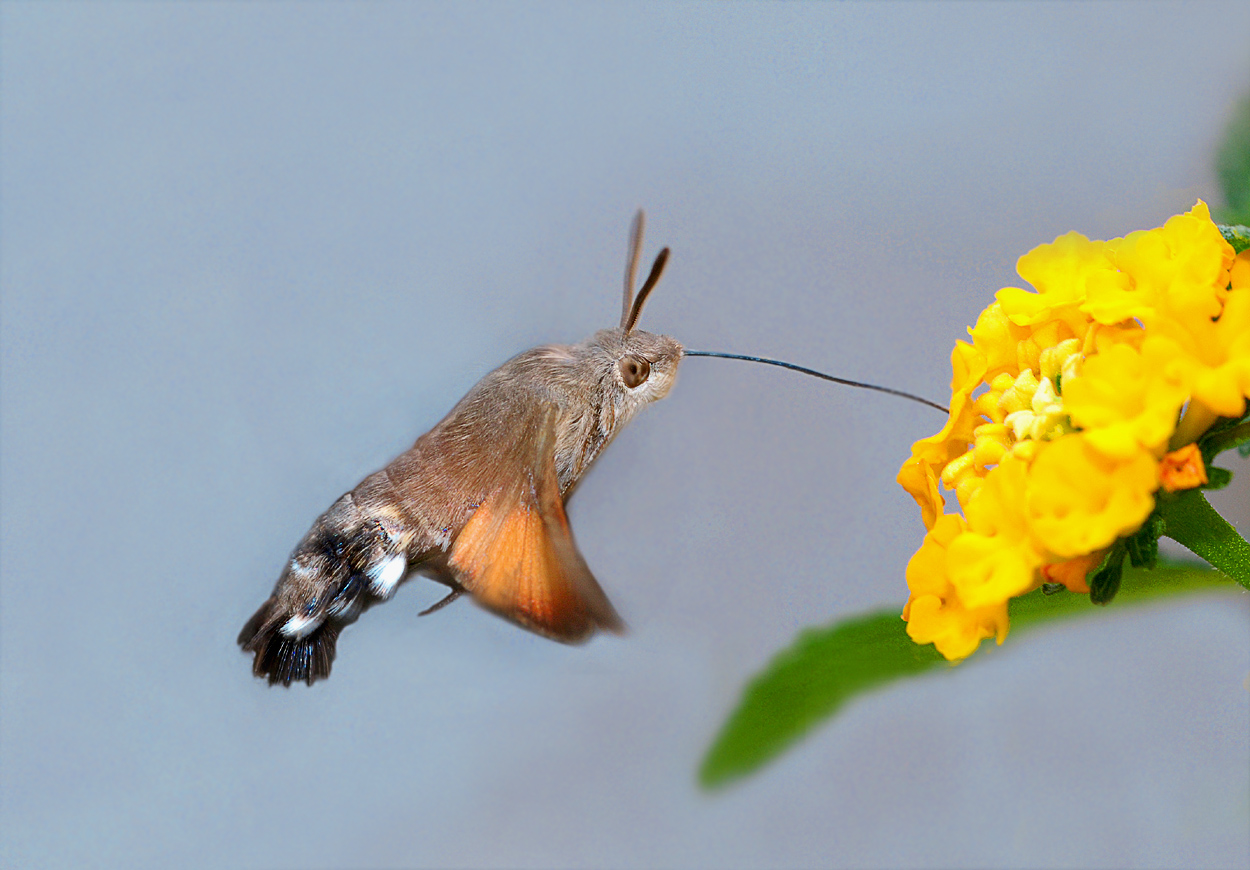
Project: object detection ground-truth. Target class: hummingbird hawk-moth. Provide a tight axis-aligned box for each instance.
[239,212,681,685]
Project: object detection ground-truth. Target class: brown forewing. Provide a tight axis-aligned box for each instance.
[372,374,623,640]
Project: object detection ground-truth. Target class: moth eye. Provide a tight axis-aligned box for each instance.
[619,354,650,388]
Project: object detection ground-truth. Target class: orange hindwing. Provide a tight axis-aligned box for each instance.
[447,410,623,642]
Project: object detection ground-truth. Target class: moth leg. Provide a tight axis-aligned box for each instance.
[419,588,463,616]
[417,566,464,617]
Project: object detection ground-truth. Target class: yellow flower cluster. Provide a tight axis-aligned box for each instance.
[898,202,1250,660]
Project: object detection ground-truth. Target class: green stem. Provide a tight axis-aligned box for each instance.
[1161,490,1250,590]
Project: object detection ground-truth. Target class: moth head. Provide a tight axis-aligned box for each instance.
[606,210,683,404]
[592,327,683,406]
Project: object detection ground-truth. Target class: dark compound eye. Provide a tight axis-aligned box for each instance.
[619,354,650,388]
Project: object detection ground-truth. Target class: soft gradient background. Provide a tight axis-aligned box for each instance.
[3,4,1248,868]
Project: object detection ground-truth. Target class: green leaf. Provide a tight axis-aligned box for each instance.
[1007,563,1228,626]
[698,610,944,789]
[1217,224,1250,253]
[1204,465,1233,491]
[1215,93,1250,225]
[699,565,1233,790]
[1125,513,1162,569]
[1159,489,1250,590]
[1088,541,1126,604]
[1199,414,1250,459]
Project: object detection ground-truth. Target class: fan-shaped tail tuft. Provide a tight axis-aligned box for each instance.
[238,598,340,687]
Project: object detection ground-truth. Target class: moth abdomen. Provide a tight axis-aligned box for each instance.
[239,486,420,685]
[325,570,368,618]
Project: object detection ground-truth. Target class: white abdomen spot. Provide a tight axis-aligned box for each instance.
[369,554,407,598]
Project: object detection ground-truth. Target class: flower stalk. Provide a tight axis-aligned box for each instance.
[1160,489,1250,591]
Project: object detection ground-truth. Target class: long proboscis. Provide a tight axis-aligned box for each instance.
[682,350,949,414]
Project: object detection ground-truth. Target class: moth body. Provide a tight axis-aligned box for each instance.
[240,215,680,685]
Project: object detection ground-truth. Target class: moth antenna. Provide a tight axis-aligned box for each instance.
[621,210,645,329]
[683,350,949,414]
[624,247,670,334]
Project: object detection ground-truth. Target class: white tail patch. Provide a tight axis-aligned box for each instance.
[281,612,323,639]
[368,554,407,598]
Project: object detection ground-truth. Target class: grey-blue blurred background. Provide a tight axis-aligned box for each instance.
[3,4,1248,868]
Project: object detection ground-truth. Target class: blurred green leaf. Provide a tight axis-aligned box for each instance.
[699,608,944,790]
[1218,224,1250,253]
[1216,94,1250,225]
[699,565,1233,790]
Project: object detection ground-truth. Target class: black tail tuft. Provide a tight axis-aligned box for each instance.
[238,598,340,687]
